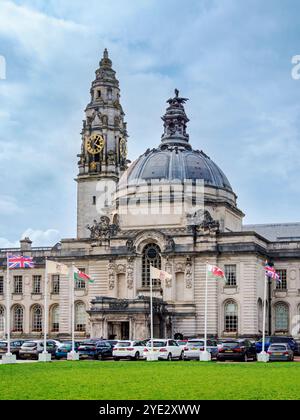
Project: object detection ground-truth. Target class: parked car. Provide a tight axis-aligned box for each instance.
[184,339,219,360]
[106,340,119,350]
[256,336,298,354]
[0,341,6,357]
[267,343,294,361]
[217,339,257,362]
[19,340,57,360]
[78,340,113,360]
[176,340,188,351]
[143,339,183,360]
[295,339,300,356]
[55,341,82,359]
[113,340,146,360]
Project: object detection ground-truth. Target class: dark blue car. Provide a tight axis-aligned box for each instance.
[78,340,113,360]
[256,336,298,354]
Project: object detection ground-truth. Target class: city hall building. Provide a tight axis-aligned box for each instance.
[1,50,300,341]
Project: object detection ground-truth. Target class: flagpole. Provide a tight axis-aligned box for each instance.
[44,257,48,352]
[6,253,11,355]
[67,263,79,360]
[71,263,75,354]
[258,269,269,362]
[39,257,51,362]
[2,253,16,364]
[204,262,208,352]
[200,262,211,361]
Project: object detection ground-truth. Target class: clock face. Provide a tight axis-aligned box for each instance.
[86,134,105,155]
[119,138,127,158]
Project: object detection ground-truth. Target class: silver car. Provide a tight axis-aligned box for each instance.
[183,339,219,360]
[267,343,294,361]
[19,340,57,360]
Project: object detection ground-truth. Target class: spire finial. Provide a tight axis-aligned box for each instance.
[160,89,190,148]
[103,48,108,59]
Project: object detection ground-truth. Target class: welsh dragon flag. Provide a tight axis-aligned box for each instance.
[207,264,226,280]
[74,267,94,284]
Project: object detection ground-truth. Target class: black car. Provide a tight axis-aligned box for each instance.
[217,339,257,362]
[78,340,113,360]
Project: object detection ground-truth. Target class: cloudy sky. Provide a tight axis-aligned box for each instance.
[0,0,300,247]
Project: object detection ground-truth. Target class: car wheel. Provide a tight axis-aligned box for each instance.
[97,353,103,361]
[133,352,140,361]
[179,351,184,360]
[114,357,120,361]
[244,354,248,362]
[167,353,172,361]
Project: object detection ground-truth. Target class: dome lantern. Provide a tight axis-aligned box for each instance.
[161,89,191,149]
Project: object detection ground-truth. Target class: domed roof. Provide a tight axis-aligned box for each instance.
[122,146,232,191]
[119,89,232,192]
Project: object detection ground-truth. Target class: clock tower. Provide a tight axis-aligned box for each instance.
[76,49,128,238]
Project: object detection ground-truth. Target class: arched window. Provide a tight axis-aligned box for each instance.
[75,302,86,332]
[275,302,289,331]
[13,305,23,332]
[32,305,43,332]
[224,300,238,333]
[0,305,5,332]
[51,305,59,332]
[142,243,161,287]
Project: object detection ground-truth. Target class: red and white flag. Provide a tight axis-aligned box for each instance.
[207,264,226,280]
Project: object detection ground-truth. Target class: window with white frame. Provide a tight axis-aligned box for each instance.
[224,265,237,286]
[142,243,161,287]
[75,302,86,331]
[276,269,287,290]
[275,302,289,331]
[75,268,86,290]
[224,300,238,332]
[51,305,59,332]
[13,276,23,294]
[13,305,23,332]
[32,275,41,294]
[0,276,3,294]
[32,305,43,332]
[0,306,5,332]
[52,275,60,294]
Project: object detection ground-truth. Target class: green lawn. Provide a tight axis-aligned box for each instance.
[0,361,300,400]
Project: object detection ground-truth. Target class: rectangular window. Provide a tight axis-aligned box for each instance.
[75,268,86,290]
[52,275,60,294]
[225,265,237,286]
[32,275,41,294]
[276,269,287,290]
[0,276,3,294]
[14,276,23,294]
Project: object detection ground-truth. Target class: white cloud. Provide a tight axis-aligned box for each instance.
[0,228,61,249]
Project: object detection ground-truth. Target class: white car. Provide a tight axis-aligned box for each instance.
[113,340,146,360]
[143,339,183,360]
[183,339,219,360]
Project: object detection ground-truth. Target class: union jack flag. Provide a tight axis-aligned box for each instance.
[264,261,280,281]
[8,255,35,269]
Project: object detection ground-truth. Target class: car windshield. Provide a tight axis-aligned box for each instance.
[269,345,287,351]
[0,342,7,348]
[147,341,167,348]
[187,341,204,347]
[116,342,131,347]
[222,342,240,348]
[22,342,37,347]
